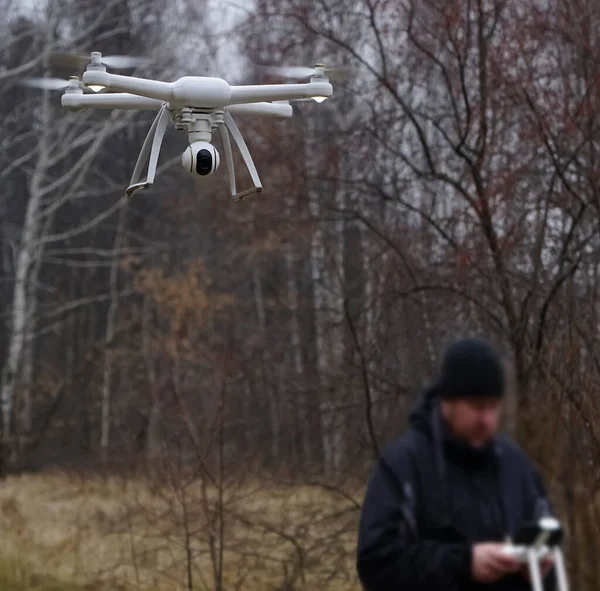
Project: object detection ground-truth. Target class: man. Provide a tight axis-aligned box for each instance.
[356,337,557,590]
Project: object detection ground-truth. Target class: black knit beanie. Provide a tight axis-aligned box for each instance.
[437,338,505,400]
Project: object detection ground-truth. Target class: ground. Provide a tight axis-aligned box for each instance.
[0,470,362,590]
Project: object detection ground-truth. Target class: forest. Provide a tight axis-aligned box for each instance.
[1,0,599,589]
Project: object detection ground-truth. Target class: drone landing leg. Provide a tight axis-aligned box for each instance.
[222,111,263,201]
[126,104,170,197]
[553,548,569,591]
[527,549,544,591]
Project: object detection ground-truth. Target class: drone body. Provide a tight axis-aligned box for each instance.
[39,52,336,200]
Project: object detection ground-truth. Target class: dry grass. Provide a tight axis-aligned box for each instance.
[0,470,363,590]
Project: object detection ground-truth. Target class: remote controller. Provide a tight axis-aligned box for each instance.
[501,544,551,562]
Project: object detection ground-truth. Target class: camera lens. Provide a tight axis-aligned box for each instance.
[196,149,213,176]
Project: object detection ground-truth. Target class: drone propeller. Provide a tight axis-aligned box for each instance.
[20,75,121,93]
[50,52,150,70]
[260,64,351,82]
[19,76,95,92]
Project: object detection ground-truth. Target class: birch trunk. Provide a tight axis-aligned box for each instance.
[18,290,37,445]
[328,186,346,472]
[308,140,347,473]
[0,84,51,469]
[360,221,379,423]
[18,190,58,456]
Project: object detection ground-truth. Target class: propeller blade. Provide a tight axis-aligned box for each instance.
[21,77,71,90]
[265,66,315,78]
[49,53,90,68]
[321,66,352,81]
[100,55,151,69]
[50,52,150,69]
[261,64,351,82]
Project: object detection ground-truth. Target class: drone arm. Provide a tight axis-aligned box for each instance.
[228,81,332,104]
[82,72,233,108]
[83,70,174,102]
[82,72,325,107]
[61,92,164,110]
[226,102,293,119]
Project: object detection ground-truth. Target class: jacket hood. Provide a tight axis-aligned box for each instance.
[408,385,440,437]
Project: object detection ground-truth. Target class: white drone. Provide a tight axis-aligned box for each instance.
[26,52,337,200]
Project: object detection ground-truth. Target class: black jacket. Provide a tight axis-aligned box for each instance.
[356,387,556,591]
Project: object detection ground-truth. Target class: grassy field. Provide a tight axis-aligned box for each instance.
[0,470,362,590]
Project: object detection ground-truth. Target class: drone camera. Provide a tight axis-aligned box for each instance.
[182,141,220,176]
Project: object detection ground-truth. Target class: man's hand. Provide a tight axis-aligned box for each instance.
[471,543,522,583]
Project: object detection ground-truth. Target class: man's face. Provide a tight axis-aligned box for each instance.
[441,397,502,447]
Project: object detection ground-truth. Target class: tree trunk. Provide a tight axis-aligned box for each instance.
[0,84,51,473]
[252,266,280,465]
[101,202,127,464]
[142,295,162,460]
[329,184,346,472]
[284,207,310,466]
[309,192,335,473]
